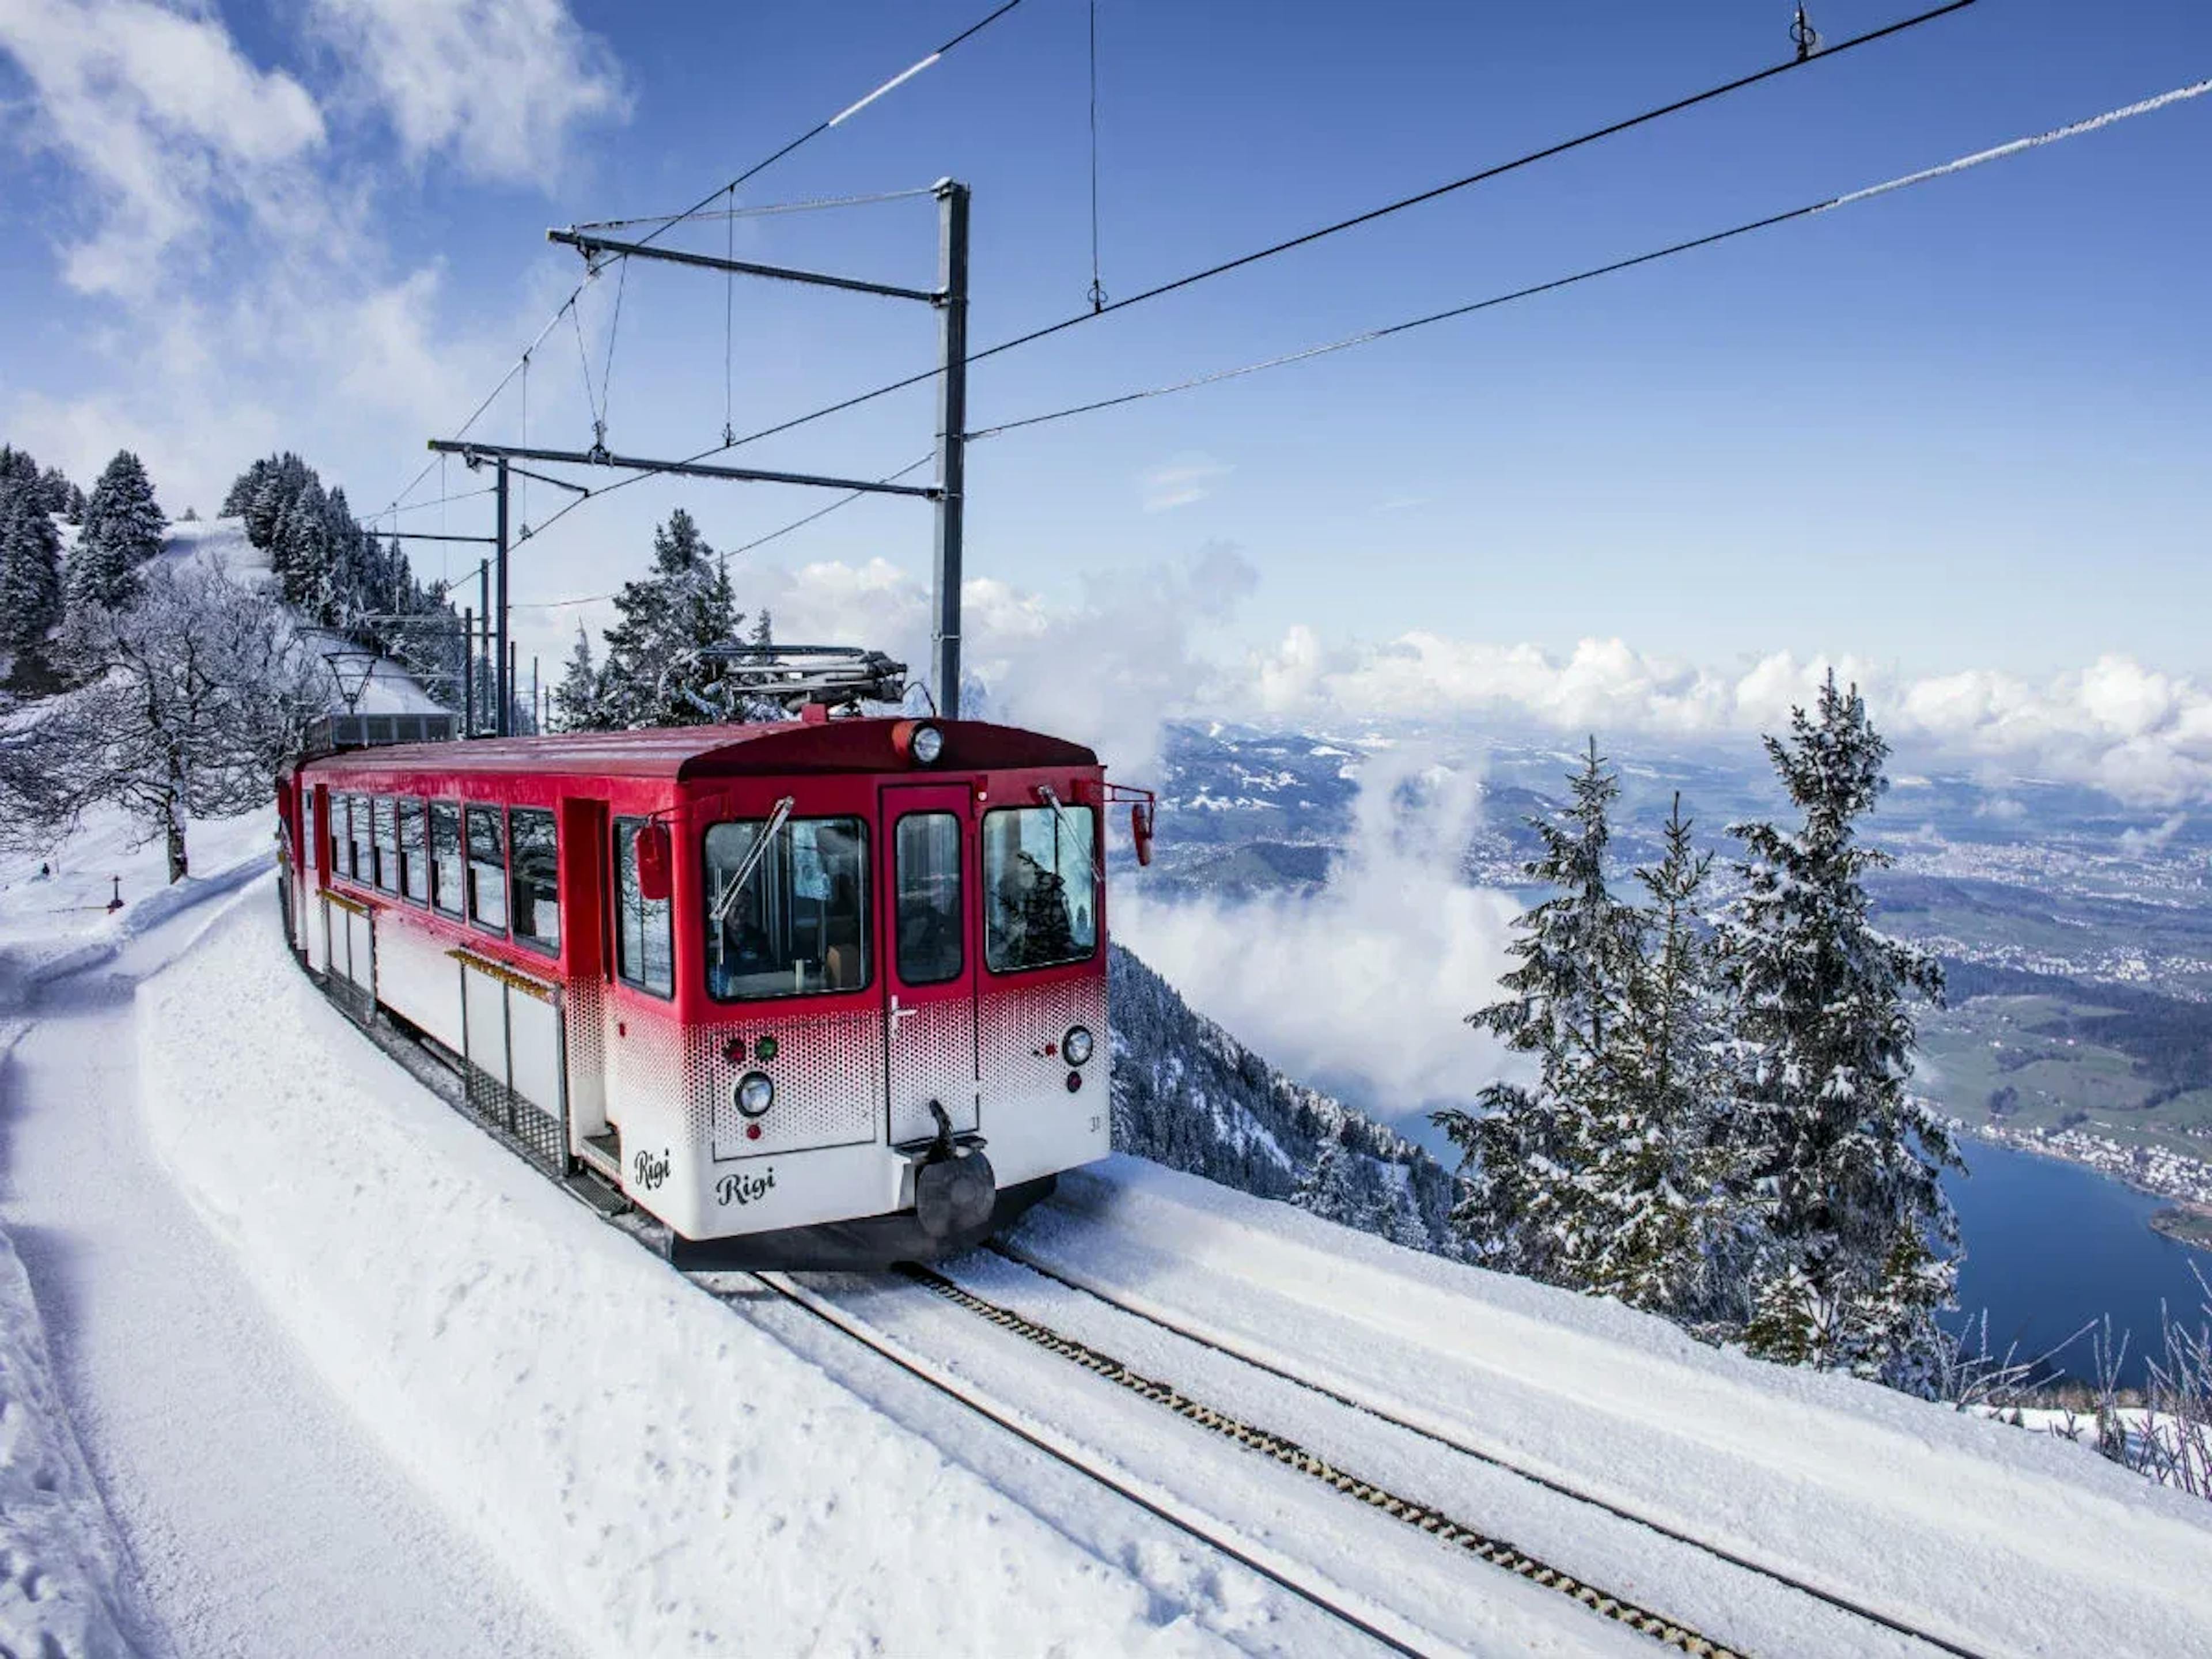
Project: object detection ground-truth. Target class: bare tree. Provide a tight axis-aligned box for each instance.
[35,563,324,881]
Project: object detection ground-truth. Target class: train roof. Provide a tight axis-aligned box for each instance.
[296,716,1100,782]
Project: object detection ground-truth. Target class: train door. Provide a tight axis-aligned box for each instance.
[879,782,979,1149]
[560,797,612,1162]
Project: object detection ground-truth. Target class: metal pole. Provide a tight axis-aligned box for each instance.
[495,461,512,737]
[931,179,969,720]
[531,656,540,736]
[463,607,475,735]
[475,559,490,734]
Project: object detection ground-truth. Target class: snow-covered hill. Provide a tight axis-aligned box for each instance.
[1110,943,1463,1253]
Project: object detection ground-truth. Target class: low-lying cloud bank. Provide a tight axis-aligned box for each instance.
[754,550,2212,808]
[1114,751,1520,1116]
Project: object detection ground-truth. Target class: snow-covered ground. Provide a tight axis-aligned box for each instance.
[7,804,2212,1654]
[158,517,447,717]
[1009,1164,2212,1656]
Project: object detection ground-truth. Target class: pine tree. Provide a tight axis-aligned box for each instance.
[35,466,75,516]
[552,624,603,731]
[1434,739,1641,1285]
[0,484,66,673]
[1717,673,1959,1390]
[1578,795,1737,1320]
[595,510,741,727]
[68,450,165,613]
[750,608,773,647]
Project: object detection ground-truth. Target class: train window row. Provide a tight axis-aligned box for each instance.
[323,793,1099,995]
[328,793,559,957]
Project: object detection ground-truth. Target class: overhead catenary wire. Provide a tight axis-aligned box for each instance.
[530,72,2209,571]
[378,3,1020,524]
[615,0,1027,256]
[967,77,2212,442]
[517,0,1973,513]
[513,0,1979,514]
[513,454,938,609]
[1086,0,1105,310]
[573,185,941,233]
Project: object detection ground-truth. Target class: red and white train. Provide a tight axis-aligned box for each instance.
[273,711,1153,1268]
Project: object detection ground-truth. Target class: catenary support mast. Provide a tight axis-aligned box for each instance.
[933,179,969,719]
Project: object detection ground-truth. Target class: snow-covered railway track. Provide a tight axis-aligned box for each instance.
[745,1268,1453,1658]
[991,1242,1984,1659]
[862,1263,1744,1657]
[363,1009,1958,1656]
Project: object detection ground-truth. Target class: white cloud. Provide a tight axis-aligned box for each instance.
[0,0,620,513]
[2120,812,2187,854]
[0,0,326,296]
[1245,631,2212,807]
[304,0,627,183]
[1116,749,1520,1109]
[1138,453,1230,513]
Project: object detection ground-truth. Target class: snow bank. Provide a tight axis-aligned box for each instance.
[1017,1158,2212,1656]
[137,898,1227,1658]
[0,806,272,1013]
[0,1226,138,1658]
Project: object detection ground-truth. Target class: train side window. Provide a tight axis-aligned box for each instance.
[328,793,347,877]
[982,805,1097,974]
[370,797,399,892]
[509,808,559,955]
[894,813,963,986]
[348,795,374,884]
[465,805,507,933]
[397,798,430,906]
[613,819,673,997]
[429,802,464,918]
[702,817,869,1001]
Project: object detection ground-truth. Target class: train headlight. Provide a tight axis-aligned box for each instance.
[735,1071,775,1118]
[1062,1025,1094,1067]
[910,722,945,765]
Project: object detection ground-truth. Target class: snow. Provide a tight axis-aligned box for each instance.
[0,805,273,1009]
[1010,1158,2212,1657]
[155,517,448,717]
[0,1211,139,1658]
[3,872,571,1657]
[129,893,1238,1657]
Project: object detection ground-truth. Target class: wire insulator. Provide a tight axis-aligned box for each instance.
[1791,4,1820,60]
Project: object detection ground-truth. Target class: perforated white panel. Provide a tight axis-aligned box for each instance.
[600,1001,886,1169]
[887,997,978,1145]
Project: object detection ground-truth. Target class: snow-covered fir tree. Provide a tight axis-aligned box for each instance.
[1577,794,1738,1320]
[68,450,165,612]
[595,510,744,728]
[1291,1126,1436,1250]
[1435,739,1641,1285]
[1718,673,1959,1391]
[0,481,66,679]
[552,624,602,731]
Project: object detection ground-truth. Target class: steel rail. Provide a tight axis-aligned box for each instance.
[990,1243,1986,1659]
[744,1269,1445,1656]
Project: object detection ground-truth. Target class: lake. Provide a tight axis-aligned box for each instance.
[1389,1105,2208,1389]
[1945,1137,2209,1389]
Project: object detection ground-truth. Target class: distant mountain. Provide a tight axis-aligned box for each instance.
[1107,943,1464,1255]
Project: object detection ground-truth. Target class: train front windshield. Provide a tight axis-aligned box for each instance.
[703,817,870,1000]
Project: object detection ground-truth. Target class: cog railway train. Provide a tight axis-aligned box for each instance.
[272,709,1155,1268]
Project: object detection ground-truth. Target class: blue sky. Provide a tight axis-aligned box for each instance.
[2,0,2208,770]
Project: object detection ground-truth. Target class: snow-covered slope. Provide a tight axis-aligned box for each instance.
[134,897,1234,1657]
[159,516,449,717]
[1110,944,1461,1252]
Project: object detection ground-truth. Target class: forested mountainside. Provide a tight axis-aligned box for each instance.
[1107,943,1463,1253]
